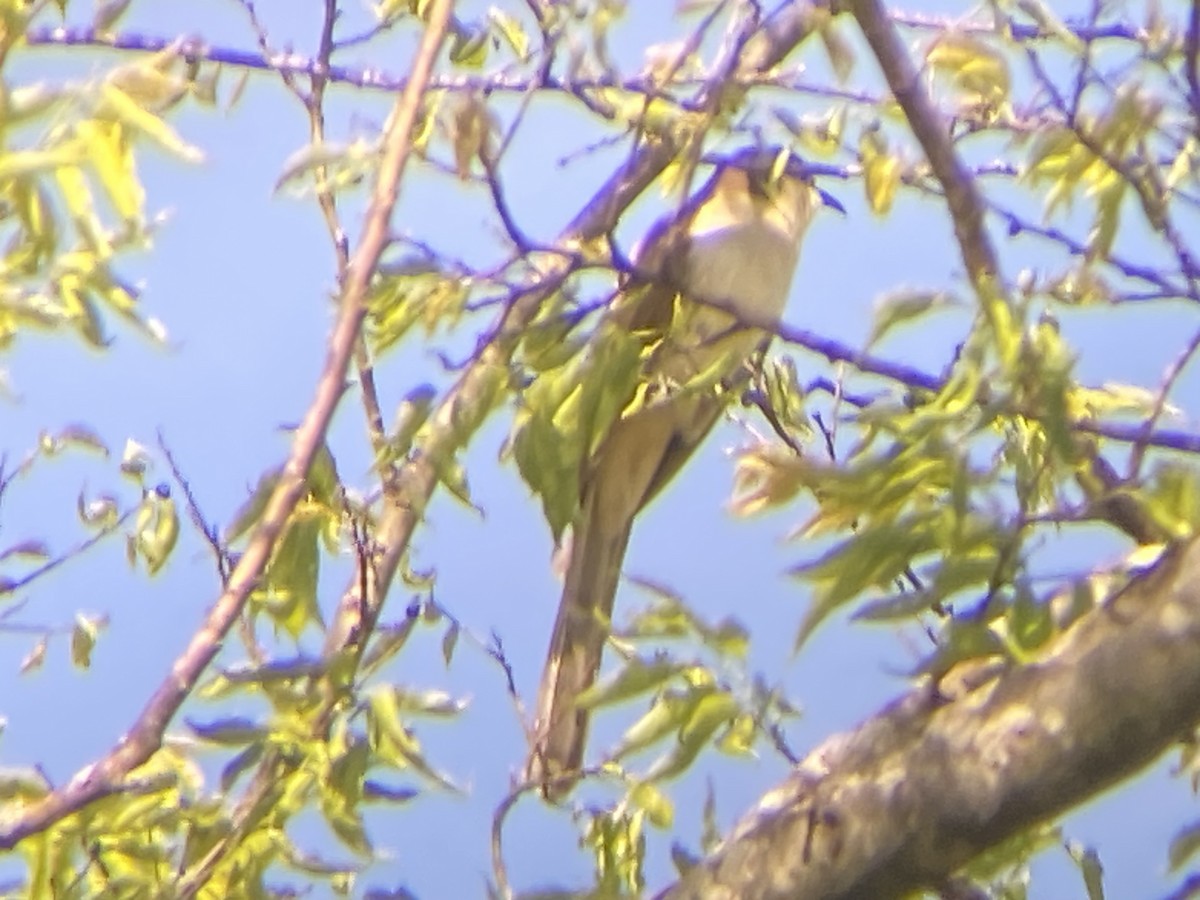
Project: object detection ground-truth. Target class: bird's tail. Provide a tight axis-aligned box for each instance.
[526,488,633,799]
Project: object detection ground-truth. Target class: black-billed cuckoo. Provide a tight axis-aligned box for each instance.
[527,147,842,798]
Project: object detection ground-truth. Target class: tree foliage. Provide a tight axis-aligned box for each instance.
[2,0,1200,897]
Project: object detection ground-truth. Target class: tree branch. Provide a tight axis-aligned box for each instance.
[660,538,1200,898]
[851,0,999,288]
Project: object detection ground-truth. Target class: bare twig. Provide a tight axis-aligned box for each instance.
[157,433,233,587]
[0,509,134,597]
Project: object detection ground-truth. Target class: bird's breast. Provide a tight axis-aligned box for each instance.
[687,222,800,317]
[679,220,801,340]
[645,220,802,392]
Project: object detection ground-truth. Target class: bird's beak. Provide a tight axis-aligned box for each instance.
[816,186,846,215]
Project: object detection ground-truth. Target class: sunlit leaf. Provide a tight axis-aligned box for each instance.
[715,713,757,757]
[611,689,701,760]
[926,31,1010,107]
[489,7,529,59]
[0,766,52,801]
[576,656,682,711]
[644,691,737,782]
[70,613,105,668]
[629,781,674,829]
[98,84,204,163]
[449,27,489,68]
[1065,841,1105,900]
[859,130,901,216]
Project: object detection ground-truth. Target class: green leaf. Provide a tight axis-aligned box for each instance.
[70,613,104,668]
[227,467,282,541]
[78,120,143,225]
[916,616,1005,682]
[1006,581,1053,653]
[488,7,530,59]
[441,622,459,666]
[1140,462,1200,538]
[98,83,204,163]
[859,130,901,216]
[0,539,50,564]
[0,766,52,801]
[57,423,109,455]
[255,515,323,639]
[361,618,419,677]
[854,553,999,623]
[449,27,489,68]
[644,691,738,782]
[629,782,674,829]
[1170,820,1200,870]
[307,441,343,508]
[133,488,179,575]
[1065,841,1105,900]
[576,656,682,711]
[513,321,644,538]
[376,384,438,468]
[611,689,701,760]
[703,617,749,659]
[715,713,757,757]
[187,716,267,746]
[392,688,468,717]
[275,139,381,195]
[792,513,942,649]
[321,800,373,857]
[365,686,461,792]
[0,145,86,181]
[926,32,1010,106]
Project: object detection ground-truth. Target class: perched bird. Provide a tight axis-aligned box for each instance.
[527,147,842,798]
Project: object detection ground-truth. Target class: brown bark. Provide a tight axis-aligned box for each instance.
[660,538,1200,899]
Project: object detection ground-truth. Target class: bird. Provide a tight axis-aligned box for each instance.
[526,146,842,799]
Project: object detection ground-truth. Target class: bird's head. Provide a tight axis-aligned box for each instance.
[711,145,845,214]
[694,146,844,245]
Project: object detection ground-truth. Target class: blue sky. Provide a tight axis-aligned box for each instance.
[3,1,1199,896]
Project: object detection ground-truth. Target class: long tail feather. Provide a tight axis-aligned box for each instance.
[526,485,634,799]
[526,402,685,797]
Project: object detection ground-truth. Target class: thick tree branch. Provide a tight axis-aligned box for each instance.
[660,538,1200,898]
